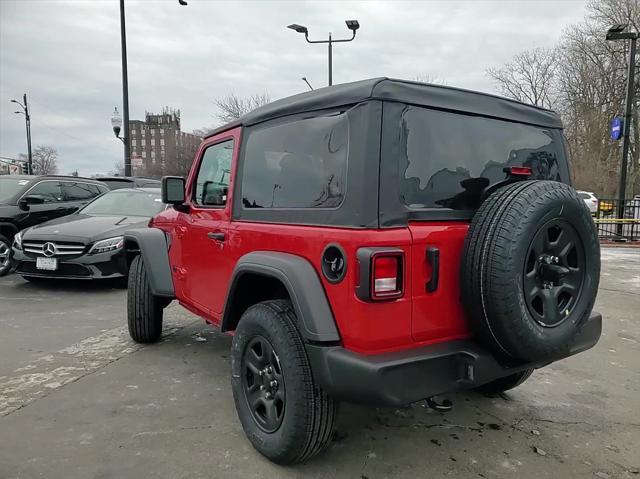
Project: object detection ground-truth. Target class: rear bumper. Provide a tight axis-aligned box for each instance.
[306,311,602,406]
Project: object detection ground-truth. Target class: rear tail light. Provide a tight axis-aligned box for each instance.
[356,247,405,301]
[371,252,404,300]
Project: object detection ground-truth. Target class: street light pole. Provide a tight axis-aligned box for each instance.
[118,0,131,177]
[606,24,638,239]
[301,77,314,90]
[113,0,187,177]
[328,33,332,86]
[10,94,33,175]
[287,20,360,87]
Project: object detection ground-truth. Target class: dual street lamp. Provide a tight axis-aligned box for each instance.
[288,20,360,86]
[605,24,638,239]
[10,94,32,175]
[111,0,187,177]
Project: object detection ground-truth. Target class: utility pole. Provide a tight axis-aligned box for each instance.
[10,94,33,175]
[606,24,638,240]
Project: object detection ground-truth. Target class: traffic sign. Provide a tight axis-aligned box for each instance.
[611,117,623,141]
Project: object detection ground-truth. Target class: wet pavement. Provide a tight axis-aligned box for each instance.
[0,247,638,478]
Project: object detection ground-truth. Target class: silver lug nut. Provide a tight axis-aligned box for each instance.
[265,392,272,399]
[260,385,265,390]
[270,380,278,388]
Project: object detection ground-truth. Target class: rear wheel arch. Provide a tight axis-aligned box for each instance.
[221,252,340,343]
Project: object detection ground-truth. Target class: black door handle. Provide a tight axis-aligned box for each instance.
[426,247,440,292]
[207,232,225,242]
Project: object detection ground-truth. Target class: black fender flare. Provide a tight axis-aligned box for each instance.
[0,222,18,239]
[124,228,175,298]
[221,251,340,343]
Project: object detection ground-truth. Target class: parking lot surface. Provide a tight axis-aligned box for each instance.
[0,247,638,479]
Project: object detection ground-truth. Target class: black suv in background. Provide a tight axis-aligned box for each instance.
[0,175,109,275]
[96,176,161,190]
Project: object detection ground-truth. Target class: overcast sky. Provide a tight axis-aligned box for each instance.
[0,0,587,176]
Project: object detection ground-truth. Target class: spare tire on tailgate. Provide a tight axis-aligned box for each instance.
[461,180,600,363]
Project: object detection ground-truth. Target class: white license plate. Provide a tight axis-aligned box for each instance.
[36,257,58,271]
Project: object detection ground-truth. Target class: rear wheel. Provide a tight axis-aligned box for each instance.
[127,255,164,343]
[231,299,337,465]
[477,369,534,394]
[0,234,12,277]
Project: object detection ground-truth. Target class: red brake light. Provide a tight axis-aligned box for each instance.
[508,166,532,176]
[372,253,404,300]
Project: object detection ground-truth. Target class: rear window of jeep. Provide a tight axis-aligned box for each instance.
[241,113,348,209]
[399,106,567,210]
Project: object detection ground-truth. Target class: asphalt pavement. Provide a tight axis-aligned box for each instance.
[0,247,638,479]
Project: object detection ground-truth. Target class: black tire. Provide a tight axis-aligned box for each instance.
[127,255,164,343]
[462,181,600,362]
[0,234,12,277]
[231,299,337,465]
[477,369,534,394]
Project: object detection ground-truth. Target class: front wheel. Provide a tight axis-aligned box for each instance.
[231,300,337,465]
[127,255,164,343]
[0,234,12,277]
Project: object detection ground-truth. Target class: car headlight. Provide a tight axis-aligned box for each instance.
[88,236,124,255]
[13,231,23,250]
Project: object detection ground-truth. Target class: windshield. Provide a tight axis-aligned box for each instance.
[81,190,164,217]
[0,177,31,203]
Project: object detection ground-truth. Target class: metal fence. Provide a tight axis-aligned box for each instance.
[593,197,640,242]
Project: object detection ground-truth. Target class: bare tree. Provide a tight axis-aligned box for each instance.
[487,47,559,109]
[110,161,125,176]
[486,0,639,197]
[414,74,447,85]
[214,93,271,124]
[31,146,58,175]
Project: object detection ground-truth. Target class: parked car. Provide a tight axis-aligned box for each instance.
[96,176,161,190]
[11,188,165,281]
[577,190,598,215]
[0,175,109,276]
[124,78,601,465]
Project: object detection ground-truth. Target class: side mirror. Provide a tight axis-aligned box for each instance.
[18,195,46,211]
[162,176,186,205]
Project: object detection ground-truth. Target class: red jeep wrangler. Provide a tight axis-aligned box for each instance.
[124,78,601,465]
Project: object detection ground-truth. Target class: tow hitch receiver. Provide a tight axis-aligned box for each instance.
[426,396,453,412]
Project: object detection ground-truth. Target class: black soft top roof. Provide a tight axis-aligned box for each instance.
[206,77,562,138]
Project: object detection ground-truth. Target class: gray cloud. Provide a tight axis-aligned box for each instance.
[0,0,587,176]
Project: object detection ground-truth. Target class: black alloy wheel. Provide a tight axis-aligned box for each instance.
[242,335,286,433]
[523,219,585,328]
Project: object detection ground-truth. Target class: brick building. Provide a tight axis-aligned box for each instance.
[128,108,201,176]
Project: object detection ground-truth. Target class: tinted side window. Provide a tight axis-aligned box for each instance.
[241,113,348,209]
[62,181,101,201]
[399,107,567,210]
[26,181,64,203]
[194,140,234,206]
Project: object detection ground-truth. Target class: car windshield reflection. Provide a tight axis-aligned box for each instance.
[80,189,164,217]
